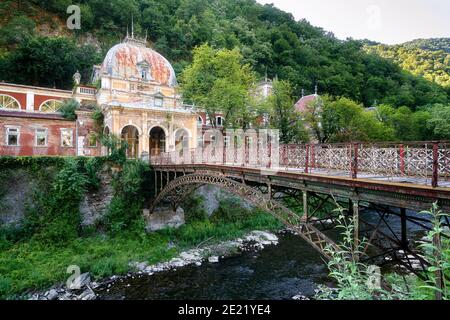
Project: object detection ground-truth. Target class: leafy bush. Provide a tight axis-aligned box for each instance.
[210,197,254,223]
[24,159,87,245]
[91,106,104,128]
[181,194,208,223]
[100,135,128,166]
[315,209,392,300]
[104,161,152,234]
[317,204,450,300]
[417,204,449,299]
[60,99,79,120]
[83,157,106,191]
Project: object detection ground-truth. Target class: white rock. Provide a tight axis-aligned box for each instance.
[170,258,186,268]
[67,273,91,290]
[292,295,309,300]
[180,252,199,261]
[46,289,59,300]
[136,262,148,271]
[208,256,219,263]
[78,287,96,300]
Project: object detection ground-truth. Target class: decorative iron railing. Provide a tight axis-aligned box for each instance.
[150,141,450,188]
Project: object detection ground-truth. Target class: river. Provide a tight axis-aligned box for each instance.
[96,209,429,300]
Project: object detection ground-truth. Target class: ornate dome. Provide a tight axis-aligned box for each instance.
[100,39,177,87]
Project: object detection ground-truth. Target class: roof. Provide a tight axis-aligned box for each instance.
[294,94,319,113]
[100,40,177,87]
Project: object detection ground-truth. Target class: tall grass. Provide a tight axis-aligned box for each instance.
[316,204,449,300]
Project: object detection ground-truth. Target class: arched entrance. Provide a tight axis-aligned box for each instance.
[149,126,166,156]
[121,125,139,158]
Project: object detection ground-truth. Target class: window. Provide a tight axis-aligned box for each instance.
[6,127,19,146]
[141,70,147,80]
[40,100,63,113]
[216,116,224,126]
[61,129,73,147]
[88,134,97,147]
[197,116,203,126]
[0,95,21,110]
[35,128,48,146]
[154,97,163,107]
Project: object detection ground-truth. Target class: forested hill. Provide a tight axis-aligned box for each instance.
[403,38,450,53]
[365,38,450,88]
[0,0,449,109]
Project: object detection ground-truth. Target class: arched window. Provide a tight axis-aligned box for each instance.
[40,99,63,113]
[197,116,204,126]
[0,95,21,110]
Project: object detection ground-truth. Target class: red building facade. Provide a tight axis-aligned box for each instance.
[0,82,101,157]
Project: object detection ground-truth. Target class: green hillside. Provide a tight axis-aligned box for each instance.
[0,0,448,109]
[403,38,450,53]
[365,39,450,88]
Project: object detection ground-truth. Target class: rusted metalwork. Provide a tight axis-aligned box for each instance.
[149,141,450,272]
[433,142,439,188]
[151,141,450,188]
[150,173,340,259]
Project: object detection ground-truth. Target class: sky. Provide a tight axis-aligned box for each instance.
[256,0,450,44]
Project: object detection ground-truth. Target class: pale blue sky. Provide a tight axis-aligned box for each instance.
[256,0,450,44]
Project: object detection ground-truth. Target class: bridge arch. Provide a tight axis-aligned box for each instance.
[150,173,339,258]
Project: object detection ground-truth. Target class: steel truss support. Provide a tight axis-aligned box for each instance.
[150,173,340,259]
[150,169,444,275]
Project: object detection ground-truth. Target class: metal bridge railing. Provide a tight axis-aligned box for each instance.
[150,141,450,188]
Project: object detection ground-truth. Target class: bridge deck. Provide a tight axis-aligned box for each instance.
[152,163,450,212]
[282,166,450,188]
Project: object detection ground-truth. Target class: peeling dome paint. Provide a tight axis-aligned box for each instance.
[101,41,177,87]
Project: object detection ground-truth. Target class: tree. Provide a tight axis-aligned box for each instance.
[266,79,308,143]
[181,44,256,128]
[377,104,434,141]
[427,104,450,139]
[0,36,100,89]
[308,96,394,143]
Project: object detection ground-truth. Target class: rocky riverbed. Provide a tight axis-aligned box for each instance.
[29,230,280,300]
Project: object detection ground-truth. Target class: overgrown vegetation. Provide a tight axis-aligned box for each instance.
[60,99,79,120]
[317,204,449,300]
[104,160,152,234]
[0,156,283,299]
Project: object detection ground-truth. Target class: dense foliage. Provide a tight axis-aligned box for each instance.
[60,99,80,120]
[0,156,282,298]
[0,0,448,110]
[402,38,450,54]
[365,42,450,88]
[181,44,256,127]
[265,79,308,143]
